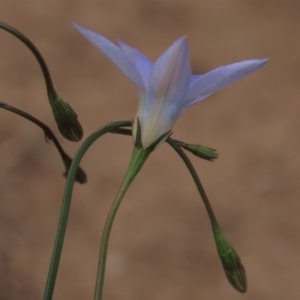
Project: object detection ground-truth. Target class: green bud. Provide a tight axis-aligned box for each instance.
[178,142,218,161]
[48,91,83,142]
[213,226,247,293]
[62,155,87,184]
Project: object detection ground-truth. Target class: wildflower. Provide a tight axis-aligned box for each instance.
[74,24,267,149]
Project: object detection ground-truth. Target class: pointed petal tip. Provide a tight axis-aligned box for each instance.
[73,23,96,39]
[243,58,269,73]
[255,57,269,66]
[73,23,85,33]
[168,36,189,59]
[245,58,269,70]
[170,36,188,49]
[177,36,188,46]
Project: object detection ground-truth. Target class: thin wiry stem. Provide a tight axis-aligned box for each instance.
[0,21,54,94]
[0,101,86,183]
[166,138,218,225]
[94,147,150,300]
[43,120,131,300]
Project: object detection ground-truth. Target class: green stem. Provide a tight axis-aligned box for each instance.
[0,21,84,142]
[94,147,150,300]
[166,138,218,226]
[0,21,55,94]
[43,120,131,300]
[0,101,86,184]
[111,128,246,291]
[166,138,247,293]
[112,128,217,225]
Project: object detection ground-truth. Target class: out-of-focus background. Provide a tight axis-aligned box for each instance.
[0,0,299,299]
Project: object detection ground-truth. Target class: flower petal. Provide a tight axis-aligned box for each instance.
[117,40,153,89]
[74,24,145,90]
[135,37,192,148]
[145,37,191,112]
[184,59,268,107]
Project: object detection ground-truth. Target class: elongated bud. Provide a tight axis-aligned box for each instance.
[48,91,83,142]
[213,225,247,293]
[177,142,218,161]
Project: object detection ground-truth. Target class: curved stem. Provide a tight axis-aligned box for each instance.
[0,21,84,142]
[0,21,55,94]
[0,101,86,184]
[112,129,246,291]
[112,128,218,224]
[94,147,150,300]
[43,120,131,300]
[166,138,247,293]
[166,137,218,226]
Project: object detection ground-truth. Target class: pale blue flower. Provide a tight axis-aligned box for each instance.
[74,24,268,149]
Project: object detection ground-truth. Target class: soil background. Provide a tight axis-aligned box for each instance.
[0,1,299,299]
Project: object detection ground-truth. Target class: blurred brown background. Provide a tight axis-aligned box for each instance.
[0,0,299,299]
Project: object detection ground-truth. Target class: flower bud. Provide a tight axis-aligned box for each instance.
[178,142,218,161]
[213,226,247,293]
[48,91,83,142]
